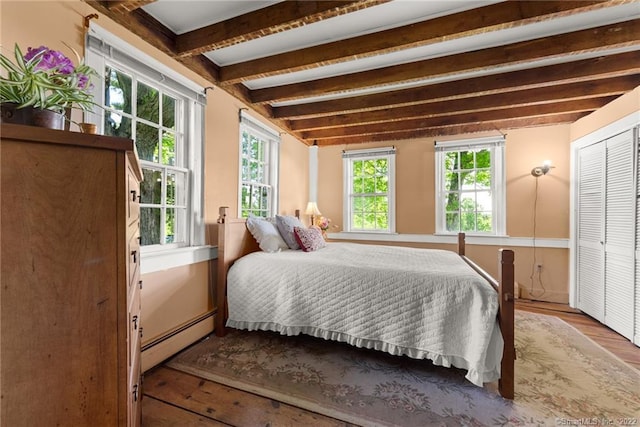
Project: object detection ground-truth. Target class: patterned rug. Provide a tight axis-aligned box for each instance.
[167,311,640,426]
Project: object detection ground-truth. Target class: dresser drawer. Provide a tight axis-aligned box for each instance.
[127,229,140,295]
[128,284,141,368]
[128,352,142,427]
[126,169,140,226]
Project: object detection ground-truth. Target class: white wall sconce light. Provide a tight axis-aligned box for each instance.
[531,160,554,177]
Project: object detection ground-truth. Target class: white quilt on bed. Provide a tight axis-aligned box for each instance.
[226,242,503,386]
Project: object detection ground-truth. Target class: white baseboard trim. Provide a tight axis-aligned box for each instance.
[328,232,569,249]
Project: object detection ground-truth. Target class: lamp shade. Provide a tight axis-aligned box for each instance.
[305,202,321,216]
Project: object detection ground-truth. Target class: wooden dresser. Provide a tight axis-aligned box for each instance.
[0,124,143,426]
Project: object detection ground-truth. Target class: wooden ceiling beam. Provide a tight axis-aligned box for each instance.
[220,1,612,84]
[252,19,640,103]
[273,51,640,119]
[175,0,388,58]
[312,113,589,146]
[297,97,616,140]
[288,75,639,131]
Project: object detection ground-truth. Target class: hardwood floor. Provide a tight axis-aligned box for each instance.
[141,300,639,426]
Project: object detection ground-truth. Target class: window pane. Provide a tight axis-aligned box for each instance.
[137,122,159,162]
[137,82,159,123]
[162,94,176,129]
[478,212,492,232]
[166,172,176,206]
[353,213,364,229]
[375,159,387,174]
[353,177,364,193]
[476,149,490,168]
[476,169,491,190]
[376,176,388,192]
[141,169,162,204]
[105,67,131,114]
[376,213,388,230]
[162,131,176,166]
[460,150,474,168]
[104,113,131,139]
[353,160,363,176]
[444,171,459,191]
[363,177,375,193]
[141,207,161,245]
[166,208,175,243]
[445,152,458,170]
[446,212,460,231]
[445,192,460,211]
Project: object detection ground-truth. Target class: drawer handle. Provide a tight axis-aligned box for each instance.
[132,315,138,330]
[132,383,139,402]
[131,250,137,264]
[130,190,137,202]
[138,280,143,290]
[139,327,144,339]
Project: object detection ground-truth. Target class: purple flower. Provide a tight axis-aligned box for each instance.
[77,73,90,89]
[24,46,74,74]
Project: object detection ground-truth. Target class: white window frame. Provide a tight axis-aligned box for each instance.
[342,146,396,233]
[85,25,208,268]
[238,111,280,217]
[435,136,506,236]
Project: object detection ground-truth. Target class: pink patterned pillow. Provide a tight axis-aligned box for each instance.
[293,226,326,252]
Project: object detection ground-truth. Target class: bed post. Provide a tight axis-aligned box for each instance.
[457,232,465,256]
[215,206,229,337]
[498,249,515,400]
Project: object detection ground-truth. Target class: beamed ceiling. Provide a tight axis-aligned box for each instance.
[85,0,640,146]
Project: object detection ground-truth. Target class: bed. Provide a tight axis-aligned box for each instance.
[214,207,515,399]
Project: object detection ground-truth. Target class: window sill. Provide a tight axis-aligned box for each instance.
[141,245,218,274]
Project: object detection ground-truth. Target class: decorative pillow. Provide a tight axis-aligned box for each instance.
[246,216,288,253]
[293,226,327,252]
[275,215,306,250]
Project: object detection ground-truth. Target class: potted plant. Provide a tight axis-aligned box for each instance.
[0,43,98,130]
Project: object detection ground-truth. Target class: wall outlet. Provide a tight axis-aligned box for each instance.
[536,264,543,272]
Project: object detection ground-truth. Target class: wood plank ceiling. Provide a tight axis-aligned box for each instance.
[86,0,640,146]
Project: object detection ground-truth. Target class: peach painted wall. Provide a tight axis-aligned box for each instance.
[571,86,640,141]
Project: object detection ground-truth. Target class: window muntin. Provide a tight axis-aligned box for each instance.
[239,115,279,218]
[435,138,505,235]
[102,64,189,248]
[343,148,395,233]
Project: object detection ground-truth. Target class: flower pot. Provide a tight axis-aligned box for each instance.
[0,103,65,130]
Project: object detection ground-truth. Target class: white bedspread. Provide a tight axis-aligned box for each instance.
[226,242,503,386]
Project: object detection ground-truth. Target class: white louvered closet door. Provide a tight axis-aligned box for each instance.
[577,142,605,322]
[604,129,636,340]
[635,129,640,346]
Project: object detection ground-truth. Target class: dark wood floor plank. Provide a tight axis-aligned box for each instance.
[144,366,354,427]
[142,396,228,426]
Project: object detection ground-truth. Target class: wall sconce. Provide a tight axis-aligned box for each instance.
[305,202,321,225]
[531,160,554,177]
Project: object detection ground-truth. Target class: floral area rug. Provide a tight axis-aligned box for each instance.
[167,311,640,426]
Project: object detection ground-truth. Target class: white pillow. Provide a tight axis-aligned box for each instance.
[246,216,288,253]
[276,215,306,250]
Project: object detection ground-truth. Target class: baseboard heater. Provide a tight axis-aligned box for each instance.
[141,310,216,372]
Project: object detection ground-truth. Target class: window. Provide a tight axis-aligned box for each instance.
[239,111,280,218]
[343,147,396,232]
[435,137,505,235]
[86,28,206,253]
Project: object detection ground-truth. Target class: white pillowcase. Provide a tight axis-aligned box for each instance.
[246,216,289,253]
[276,215,306,250]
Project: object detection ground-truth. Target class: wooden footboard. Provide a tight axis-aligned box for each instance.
[215,208,515,399]
[458,232,515,400]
